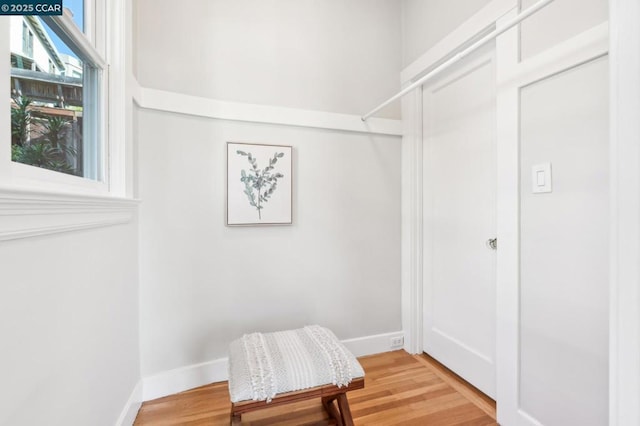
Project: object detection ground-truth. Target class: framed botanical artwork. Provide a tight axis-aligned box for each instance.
[226,142,293,226]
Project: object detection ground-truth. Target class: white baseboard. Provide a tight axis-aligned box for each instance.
[142,357,229,401]
[141,330,404,402]
[114,381,142,426]
[341,331,405,357]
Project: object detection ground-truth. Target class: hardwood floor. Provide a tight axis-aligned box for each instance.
[134,350,497,425]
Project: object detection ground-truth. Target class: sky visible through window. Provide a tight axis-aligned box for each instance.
[43,0,84,59]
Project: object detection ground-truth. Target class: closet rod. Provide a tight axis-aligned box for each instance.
[361,0,555,121]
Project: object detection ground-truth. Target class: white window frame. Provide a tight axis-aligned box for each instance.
[0,0,130,198]
[0,0,136,242]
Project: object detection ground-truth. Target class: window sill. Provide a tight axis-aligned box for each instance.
[0,186,139,241]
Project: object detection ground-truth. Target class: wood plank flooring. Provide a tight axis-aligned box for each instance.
[134,350,497,425]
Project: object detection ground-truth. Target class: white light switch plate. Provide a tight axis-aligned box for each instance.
[532,162,552,193]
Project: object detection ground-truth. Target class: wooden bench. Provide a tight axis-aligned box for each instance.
[227,326,365,425]
[230,377,364,425]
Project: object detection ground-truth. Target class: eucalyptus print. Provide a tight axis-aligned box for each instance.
[237,150,285,219]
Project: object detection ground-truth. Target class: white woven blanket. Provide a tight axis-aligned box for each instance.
[228,325,365,403]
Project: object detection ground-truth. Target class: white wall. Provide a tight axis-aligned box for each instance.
[9,17,23,57]
[520,0,608,60]
[0,222,140,426]
[516,3,608,424]
[135,0,402,119]
[519,57,609,426]
[400,0,609,68]
[137,108,402,379]
[401,0,491,67]
[134,0,403,388]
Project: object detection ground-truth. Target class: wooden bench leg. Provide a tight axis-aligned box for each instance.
[336,394,354,426]
[322,395,344,426]
[230,410,241,426]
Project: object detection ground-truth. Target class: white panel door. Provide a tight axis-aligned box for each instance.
[422,47,497,398]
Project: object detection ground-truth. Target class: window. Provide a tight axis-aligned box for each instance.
[22,22,33,58]
[8,2,106,183]
[0,1,135,239]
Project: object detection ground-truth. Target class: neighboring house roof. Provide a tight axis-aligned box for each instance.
[24,16,66,72]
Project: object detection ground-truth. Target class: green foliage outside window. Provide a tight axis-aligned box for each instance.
[10,95,80,175]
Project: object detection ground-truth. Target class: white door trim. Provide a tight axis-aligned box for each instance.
[494,8,521,426]
[495,11,609,426]
[401,88,424,354]
[609,0,640,424]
